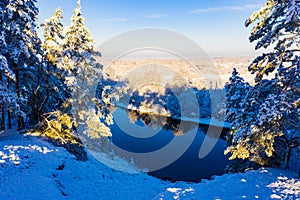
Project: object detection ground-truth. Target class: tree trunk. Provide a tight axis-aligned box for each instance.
[0,72,4,130]
[1,103,4,130]
[281,142,289,169]
[38,62,50,117]
[14,63,24,130]
[6,78,11,129]
[7,110,11,129]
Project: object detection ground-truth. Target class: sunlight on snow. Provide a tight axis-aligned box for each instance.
[268,176,300,199]
[166,187,195,199]
[241,178,247,183]
[0,145,54,164]
[260,169,269,173]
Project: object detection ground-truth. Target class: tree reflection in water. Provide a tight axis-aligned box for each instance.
[125,109,228,139]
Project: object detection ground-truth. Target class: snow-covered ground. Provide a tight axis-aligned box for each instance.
[0,130,299,200]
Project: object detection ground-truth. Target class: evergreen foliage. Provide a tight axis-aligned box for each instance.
[0,1,18,130]
[36,1,113,142]
[225,0,300,170]
[0,0,42,129]
[61,0,112,138]
[40,8,70,117]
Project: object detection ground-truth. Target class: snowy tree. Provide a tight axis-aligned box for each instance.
[0,2,14,80]
[225,69,251,151]
[41,8,64,67]
[40,8,69,119]
[225,69,251,127]
[35,2,113,148]
[3,0,42,129]
[61,0,112,138]
[225,0,300,170]
[0,37,18,130]
[0,0,19,129]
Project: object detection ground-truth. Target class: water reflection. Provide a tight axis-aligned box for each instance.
[88,107,230,182]
[125,108,228,139]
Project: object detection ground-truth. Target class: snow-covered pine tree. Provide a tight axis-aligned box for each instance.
[0,33,18,130]
[0,0,20,130]
[225,69,250,125]
[40,8,69,118]
[42,8,64,67]
[224,69,251,152]
[225,0,300,170]
[62,0,112,138]
[3,0,42,129]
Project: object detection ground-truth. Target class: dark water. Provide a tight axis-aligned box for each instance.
[109,107,230,182]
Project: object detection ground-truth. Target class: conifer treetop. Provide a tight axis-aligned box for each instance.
[66,0,94,54]
[41,7,64,65]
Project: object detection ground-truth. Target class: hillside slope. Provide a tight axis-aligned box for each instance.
[0,130,299,200]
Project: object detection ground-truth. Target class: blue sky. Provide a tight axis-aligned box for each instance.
[36,0,265,57]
